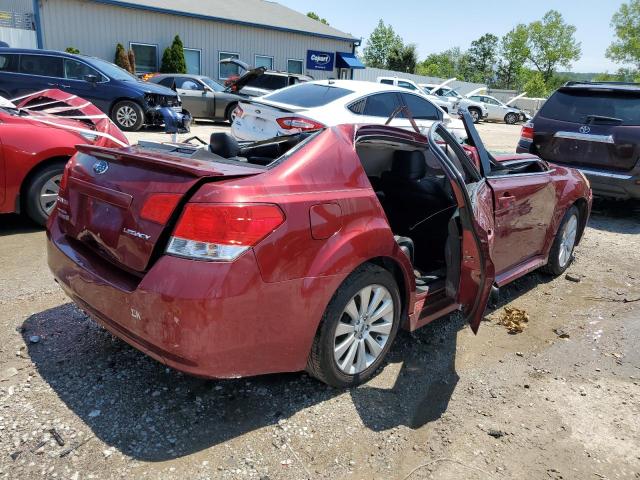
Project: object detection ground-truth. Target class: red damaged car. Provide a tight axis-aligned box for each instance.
[47,113,591,387]
[0,89,128,225]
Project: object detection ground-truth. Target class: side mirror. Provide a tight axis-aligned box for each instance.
[84,74,98,84]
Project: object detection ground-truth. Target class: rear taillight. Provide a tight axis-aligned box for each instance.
[276,117,325,131]
[141,193,182,224]
[59,160,72,191]
[233,105,244,119]
[520,121,534,142]
[166,203,285,261]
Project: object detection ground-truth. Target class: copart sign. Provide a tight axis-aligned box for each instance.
[306,50,335,71]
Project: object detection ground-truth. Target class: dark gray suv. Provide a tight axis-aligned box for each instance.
[517,81,640,200]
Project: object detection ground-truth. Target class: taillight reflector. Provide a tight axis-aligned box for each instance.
[167,203,285,261]
[141,193,182,224]
[276,117,325,131]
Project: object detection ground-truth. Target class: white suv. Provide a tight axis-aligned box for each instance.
[420,83,488,123]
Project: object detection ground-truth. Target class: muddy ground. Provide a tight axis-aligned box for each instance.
[0,123,639,479]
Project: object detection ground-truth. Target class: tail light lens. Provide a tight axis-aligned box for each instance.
[141,193,182,224]
[233,105,244,119]
[166,203,285,261]
[276,117,325,131]
[520,121,534,142]
[59,160,72,191]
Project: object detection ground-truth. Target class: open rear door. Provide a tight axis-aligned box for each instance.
[428,113,496,333]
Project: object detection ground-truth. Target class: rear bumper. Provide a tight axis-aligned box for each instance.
[576,167,640,200]
[46,216,339,378]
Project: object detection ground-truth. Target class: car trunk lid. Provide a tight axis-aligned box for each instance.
[235,100,306,139]
[58,144,264,273]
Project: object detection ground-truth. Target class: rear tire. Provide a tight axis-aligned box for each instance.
[111,100,145,131]
[504,112,518,124]
[225,102,238,123]
[469,107,481,123]
[24,161,66,226]
[306,264,401,388]
[541,206,580,276]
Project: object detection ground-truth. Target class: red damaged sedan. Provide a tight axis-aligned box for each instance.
[47,114,591,387]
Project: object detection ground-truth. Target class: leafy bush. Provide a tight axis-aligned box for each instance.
[65,47,80,54]
[114,43,132,73]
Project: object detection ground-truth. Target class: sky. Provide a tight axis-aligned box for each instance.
[277,0,628,73]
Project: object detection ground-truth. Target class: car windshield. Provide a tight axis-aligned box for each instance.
[84,57,138,81]
[263,83,354,108]
[540,89,640,126]
[201,77,225,92]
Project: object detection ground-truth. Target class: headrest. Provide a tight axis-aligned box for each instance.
[391,150,426,180]
[209,132,240,158]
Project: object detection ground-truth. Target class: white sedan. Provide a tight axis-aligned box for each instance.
[467,94,528,124]
[231,80,467,142]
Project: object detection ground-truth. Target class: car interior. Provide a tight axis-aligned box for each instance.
[355,140,463,295]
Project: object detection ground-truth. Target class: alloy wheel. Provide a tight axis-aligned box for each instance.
[39,174,61,215]
[116,105,138,128]
[470,109,480,122]
[558,214,578,268]
[333,284,394,375]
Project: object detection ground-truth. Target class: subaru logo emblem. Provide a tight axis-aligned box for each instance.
[579,125,590,134]
[92,160,109,175]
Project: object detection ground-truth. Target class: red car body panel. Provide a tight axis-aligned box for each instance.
[46,122,591,379]
[0,89,128,214]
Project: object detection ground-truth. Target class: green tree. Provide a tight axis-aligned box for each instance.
[495,24,530,89]
[527,10,581,83]
[114,43,132,73]
[386,43,418,73]
[65,47,80,54]
[306,11,329,25]
[161,35,187,74]
[128,49,136,75]
[467,33,499,84]
[416,47,469,79]
[607,0,640,69]
[362,19,403,68]
[522,70,549,97]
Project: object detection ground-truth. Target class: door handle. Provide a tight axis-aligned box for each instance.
[47,82,59,87]
[497,194,516,209]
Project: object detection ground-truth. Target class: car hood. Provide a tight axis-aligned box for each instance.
[129,80,178,96]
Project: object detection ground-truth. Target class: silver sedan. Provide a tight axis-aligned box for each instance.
[468,94,525,124]
[148,74,243,123]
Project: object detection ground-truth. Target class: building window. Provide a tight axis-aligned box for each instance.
[184,48,201,75]
[255,55,273,70]
[219,51,239,80]
[287,59,303,75]
[130,43,157,74]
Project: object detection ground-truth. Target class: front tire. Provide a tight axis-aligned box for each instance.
[504,112,518,124]
[469,107,481,123]
[541,206,580,276]
[306,264,401,388]
[24,161,66,226]
[111,100,144,131]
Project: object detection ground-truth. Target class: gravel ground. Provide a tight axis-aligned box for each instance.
[1,122,639,479]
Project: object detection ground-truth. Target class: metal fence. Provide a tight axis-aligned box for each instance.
[353,67,486,95]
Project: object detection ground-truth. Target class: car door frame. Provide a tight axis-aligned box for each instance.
[174,76,210,118]
[426,112,496,332]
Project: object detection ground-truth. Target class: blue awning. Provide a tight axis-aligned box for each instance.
[336,52,365,69]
